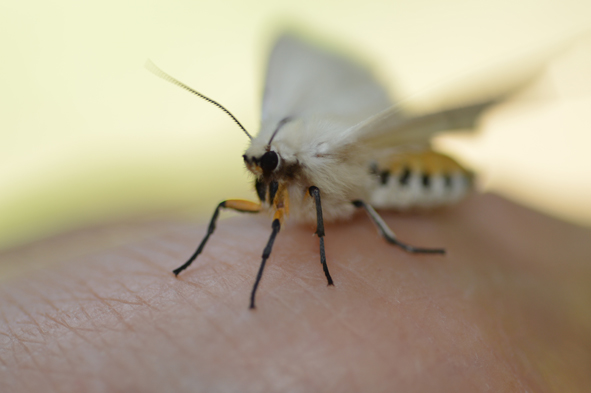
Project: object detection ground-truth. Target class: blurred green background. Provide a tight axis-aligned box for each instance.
[1,0,590,252]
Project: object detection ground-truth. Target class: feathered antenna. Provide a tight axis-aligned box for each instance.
[145,59,252,140]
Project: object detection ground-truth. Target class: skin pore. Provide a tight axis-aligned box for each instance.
[1,193,590,392]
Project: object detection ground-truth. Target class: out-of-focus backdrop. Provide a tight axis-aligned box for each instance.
[1,0,590,252]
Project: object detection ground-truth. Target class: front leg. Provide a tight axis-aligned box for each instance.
[309,186,334,286]
[173,199,261,276]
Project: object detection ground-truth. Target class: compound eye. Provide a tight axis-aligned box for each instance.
[260,151,278,176]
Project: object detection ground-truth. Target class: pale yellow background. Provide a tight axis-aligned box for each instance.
[1,0,590,251]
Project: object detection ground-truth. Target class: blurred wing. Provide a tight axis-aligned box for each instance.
[260,34,393,133]
[349,100,496,148]
[260,34,518,152]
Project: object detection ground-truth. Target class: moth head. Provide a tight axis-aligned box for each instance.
[243,117,294,178]
[243,149,281,178]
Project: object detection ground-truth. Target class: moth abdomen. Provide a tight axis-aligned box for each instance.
[369,150,473,209]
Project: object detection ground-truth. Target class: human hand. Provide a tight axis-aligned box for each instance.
[1,194,590,392]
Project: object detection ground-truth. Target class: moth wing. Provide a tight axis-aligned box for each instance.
[260,34,394,136]
[260,34,512,155]
[348,100,496,148]
[345,58,543,149]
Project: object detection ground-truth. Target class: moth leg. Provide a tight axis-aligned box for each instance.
[173,200,261,276]
[352,200,445,255]
[309,186,334,286]
[250,218,281,309]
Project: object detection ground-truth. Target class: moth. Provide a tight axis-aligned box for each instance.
[147,34,493,309]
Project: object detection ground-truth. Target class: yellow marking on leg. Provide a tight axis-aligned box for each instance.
[273,209,285,223]
[271,183,290,224]
[224,199,262,213]
[273,183,290,215]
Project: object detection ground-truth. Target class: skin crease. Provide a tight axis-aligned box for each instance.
[0,194,590,392]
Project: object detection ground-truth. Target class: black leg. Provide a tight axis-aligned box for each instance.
[250,219,281,309]
[309,186,334,285]
[174,200,261,276]
[352,200,445,255]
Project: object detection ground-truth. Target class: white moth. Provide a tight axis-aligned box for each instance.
[148,34,493,309]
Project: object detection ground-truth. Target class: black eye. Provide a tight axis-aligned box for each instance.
[260,151,278,176]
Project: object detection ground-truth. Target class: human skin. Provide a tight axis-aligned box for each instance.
[0,193,590,392]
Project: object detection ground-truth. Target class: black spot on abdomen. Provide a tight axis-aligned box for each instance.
[380,170,390,185]
[399,167,411,185]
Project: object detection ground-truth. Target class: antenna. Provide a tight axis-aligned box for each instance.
[145,60,252,140]
[266,117,291,150]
